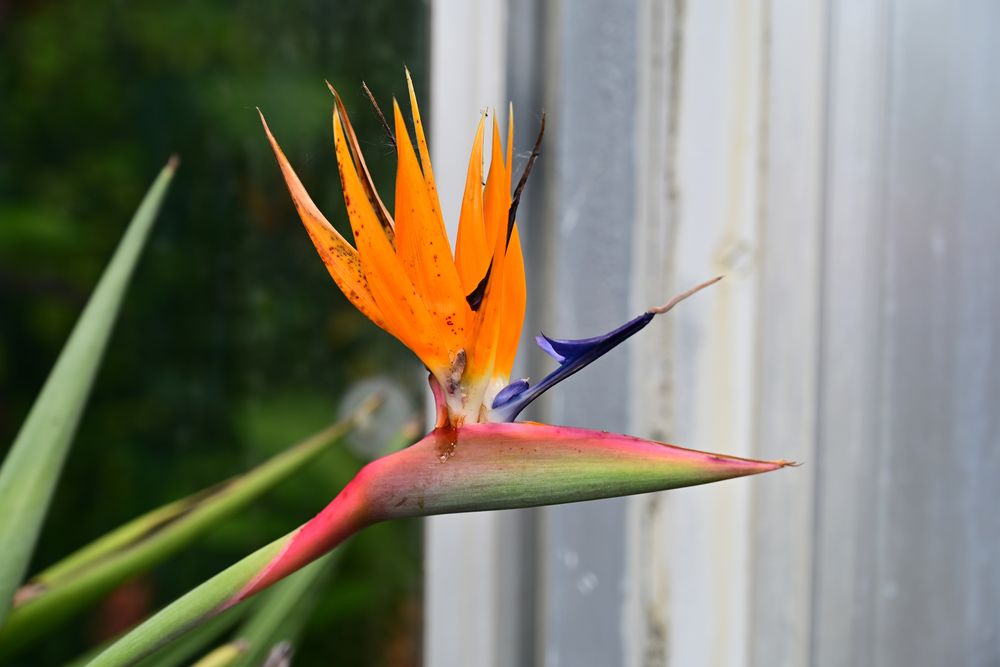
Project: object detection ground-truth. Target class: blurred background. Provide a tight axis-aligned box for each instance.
[3,0,999,666]
[1,1,428,664]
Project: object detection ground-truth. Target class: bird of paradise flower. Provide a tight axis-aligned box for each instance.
[77,73,797,667]
[221,71,795,604]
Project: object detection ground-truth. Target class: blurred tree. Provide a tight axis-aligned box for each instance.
[0,1,427,664]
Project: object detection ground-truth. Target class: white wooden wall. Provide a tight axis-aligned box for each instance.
[427,1,1000,665]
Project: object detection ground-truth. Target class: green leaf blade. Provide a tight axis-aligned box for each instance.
[0,397,380,656]
[228,549,341,667]
[86,536,291,667]
[0,159,178,626]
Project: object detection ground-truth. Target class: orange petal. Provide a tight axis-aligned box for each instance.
[333,110,445,369]
[259,110,385,329]
[392,99,468,354]
[495,222,526,377]
[404,68,445,231]
[326,83,395,246]
[454,115,488,295]
[466,119,512,382]
[482,115,509,252]
[465,251,505,406]
[494,104,524,376]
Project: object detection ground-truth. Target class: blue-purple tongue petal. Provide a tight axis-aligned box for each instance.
[492,378,530,408]
[490,311,654,420]
[490,276,723,422]
[534,311,656,364]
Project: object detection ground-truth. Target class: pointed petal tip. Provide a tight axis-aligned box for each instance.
[166,154,180,172]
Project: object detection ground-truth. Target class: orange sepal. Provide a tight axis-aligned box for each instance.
[332,110,445,370]
[495,106,525,377]
[392,99,468,356]
[259,110,385,329]
[481,116,509,253]
[327,83,395,245]
[466,118,511,383]
[454,115,489,295]
[495,223,526,377]
[404,69,445,231]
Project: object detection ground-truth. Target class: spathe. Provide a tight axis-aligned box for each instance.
[229,421,793,604]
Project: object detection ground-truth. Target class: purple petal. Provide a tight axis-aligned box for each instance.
[492,378,530,408]
[491,311,654,419]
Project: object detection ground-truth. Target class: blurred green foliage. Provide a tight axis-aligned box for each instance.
[0,0,427,664]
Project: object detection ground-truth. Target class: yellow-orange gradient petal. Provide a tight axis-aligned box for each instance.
[259,110,385,329]
[333,110,446,370]
[392,99,468,354]
[454,115,488,295]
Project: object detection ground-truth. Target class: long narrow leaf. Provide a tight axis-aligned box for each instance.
[0,158,178,626]
[184,551,337,667]
[188,641,248,667]
[64,604,248,667]
[87,535,292,666]
[0,395,381,656]
[228,549,341,667]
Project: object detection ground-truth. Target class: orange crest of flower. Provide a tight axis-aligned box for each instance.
[260,72,527,424]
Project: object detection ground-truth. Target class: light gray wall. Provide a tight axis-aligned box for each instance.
[427,1,1000,665]
[812,2,1000,665]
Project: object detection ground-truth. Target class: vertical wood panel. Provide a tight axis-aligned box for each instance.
[749,1,827,665]
[424,3,509,665]
[536,1,638,664]
[626,1,770,665]
[625,1,683,663]
[874,1,1000,663]
[816,1,1000,665]
[813,2,892,664]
